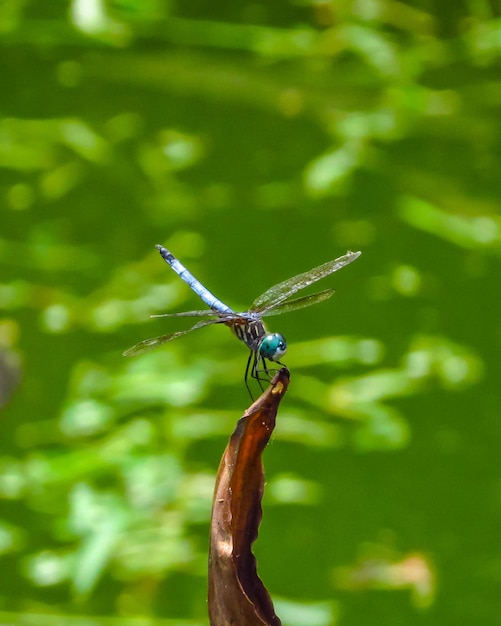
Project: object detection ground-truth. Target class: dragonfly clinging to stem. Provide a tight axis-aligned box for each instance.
[123,245,361,395]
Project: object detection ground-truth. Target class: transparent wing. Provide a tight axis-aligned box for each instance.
[251,250,361,313]
[123,318,222,357]
[259,288,335,317]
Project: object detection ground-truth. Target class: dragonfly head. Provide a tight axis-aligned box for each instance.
[258,333,287,362]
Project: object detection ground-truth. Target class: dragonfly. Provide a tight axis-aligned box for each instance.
[123,244,361,395]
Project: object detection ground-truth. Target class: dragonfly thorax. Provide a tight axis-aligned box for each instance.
[258,333,287,362]
[229,318,286,361]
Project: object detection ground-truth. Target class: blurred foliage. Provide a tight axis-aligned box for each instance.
[1,0,501,625]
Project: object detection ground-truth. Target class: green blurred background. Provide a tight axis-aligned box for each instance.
[1,1,500,625]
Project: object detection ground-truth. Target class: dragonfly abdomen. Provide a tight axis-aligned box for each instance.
[156,245,233,314]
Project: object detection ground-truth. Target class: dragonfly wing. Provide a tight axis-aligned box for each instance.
[122,318,221,356]
[251,250,361,312]
[260,288,335,317]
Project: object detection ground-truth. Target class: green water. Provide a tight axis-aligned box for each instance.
[1,2,500,625]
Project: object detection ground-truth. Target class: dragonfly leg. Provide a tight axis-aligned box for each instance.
[244,350,256,399]
[245,350,266,397]
[260,355,271,380]
[256,355,266,392]
[245,351,285,399]
[256,356,286,387]
[253,354,275,390]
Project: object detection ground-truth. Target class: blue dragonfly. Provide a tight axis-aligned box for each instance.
[123,245,361,394]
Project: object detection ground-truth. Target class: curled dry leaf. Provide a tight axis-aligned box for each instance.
[208,368,290,626]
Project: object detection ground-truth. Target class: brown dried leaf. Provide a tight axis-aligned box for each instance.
[208,368,290,626]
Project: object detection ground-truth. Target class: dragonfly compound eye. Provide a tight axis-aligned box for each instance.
[259,333,287,361]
